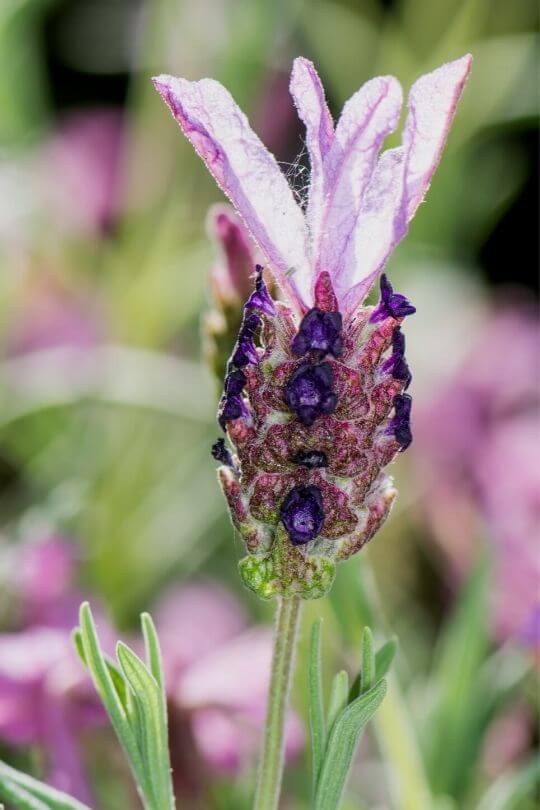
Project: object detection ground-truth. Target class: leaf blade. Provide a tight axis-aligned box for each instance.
[315,679,387,810]
[117,641,175,810]
[0,760,92,810]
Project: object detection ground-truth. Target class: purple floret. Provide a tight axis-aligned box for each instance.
[218,369,248,430]
[370,274,416,323]
[284,362,337,425]
[232,311,261,367]
[211,438,234,468]
[245,265,275,316]
[280,485,325,544]
[292,308,343,359]
[388,393,413,450]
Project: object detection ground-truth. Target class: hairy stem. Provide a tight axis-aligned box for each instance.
[253,596,302,810]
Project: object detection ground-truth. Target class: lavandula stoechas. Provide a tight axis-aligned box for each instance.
[153,54,472,599]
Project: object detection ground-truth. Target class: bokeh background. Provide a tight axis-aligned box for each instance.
[0,0,538,808]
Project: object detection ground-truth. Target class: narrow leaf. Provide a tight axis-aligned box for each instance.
[77,603,149,799]
[309,618,326,793]
[141,613,165,694]
[73,628,129,713]
[315,679,387,810]
[360,627,374,694]
[350,636,398,701]
[326,670,349,737]
[0,780,49,810]
[117,642,175,810]
[374,637,398,682]
[0,761,91,810]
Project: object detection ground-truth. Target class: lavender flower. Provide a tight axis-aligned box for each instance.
[154,55,471,599]
[0,538,106,804]
[414,308,540,648]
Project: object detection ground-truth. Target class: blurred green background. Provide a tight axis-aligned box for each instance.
[0,0,538,808]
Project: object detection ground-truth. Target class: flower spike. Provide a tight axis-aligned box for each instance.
[155,56,471,599]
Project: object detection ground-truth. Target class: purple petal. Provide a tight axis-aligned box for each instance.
[317,76,403,287]
[403,54,472,219]
[289,58,334,246]
[152,75,311,310]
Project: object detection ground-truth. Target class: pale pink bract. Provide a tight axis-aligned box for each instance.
[153,55,471,315]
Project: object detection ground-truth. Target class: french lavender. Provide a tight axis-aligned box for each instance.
[154,55,471,599]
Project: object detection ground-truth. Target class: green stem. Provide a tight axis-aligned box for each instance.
[253,596,302,810]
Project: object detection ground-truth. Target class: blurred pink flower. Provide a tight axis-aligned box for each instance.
[44,108,125,236]
[1,540,303,800]
[6,274,102,356]
[153,583,303,793]
[414,308,540,647]
[0,537,105,803]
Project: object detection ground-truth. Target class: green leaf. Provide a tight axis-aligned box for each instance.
[315,680,387,810]
[360,627,374,695]
[0,760,91,810]
[77,603,150,801]
[426,559,490,799]
[326,671,349,737]
[117,641,174,810]
[476,757,540,810]
[349,634,397,701]
[374,637,398,682]
[72,627,129,712]
[309,618,326,793]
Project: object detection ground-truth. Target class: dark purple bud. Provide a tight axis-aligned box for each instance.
[245,265,275,316]
[280,485,325,545]
[370,274,416,323]
[389,327,412,389]
[387,393,413,450]
[292,308,343,359]
[292,449,328,468]
[219,369,248,429]
[218,395,249,430]
[284,362,337,426]
[392,327,406,356]
[211,438,234,468]
[224,369,247,396]
[232,311,261,367]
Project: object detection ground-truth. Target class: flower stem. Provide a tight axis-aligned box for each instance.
[253,596,302,810]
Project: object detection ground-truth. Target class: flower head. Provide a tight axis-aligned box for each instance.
[154,55,471,599]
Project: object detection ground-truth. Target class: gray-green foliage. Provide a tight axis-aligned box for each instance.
[73,603,175,810]
[0,759,92,810]
[309,621,395,810]
[0,603,175,810]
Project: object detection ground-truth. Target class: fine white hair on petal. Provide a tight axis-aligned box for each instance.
[152,74,311,310]
[402,54,473,220]
[338,147,407,315]
[289,57,334,258]
[337,54,472,312]
[316,76,403,287]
